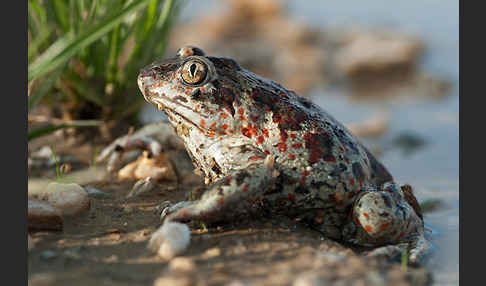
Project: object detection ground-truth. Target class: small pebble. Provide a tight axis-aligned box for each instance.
[168,257,196,272]
[40,250,58,261]
[34,182,91,216]
[85,187,110,198]
[202,247,221,259]
[126,177,156,198]
[225,280,248,286]
[293,272,330,286]
[28,199,63,231]
[29,273,56,286]
[153,275,194,286]
[148,222,191,259]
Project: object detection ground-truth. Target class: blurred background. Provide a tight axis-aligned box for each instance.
[28,0,458,284]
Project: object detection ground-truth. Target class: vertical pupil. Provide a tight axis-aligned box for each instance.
[189,64,197,77]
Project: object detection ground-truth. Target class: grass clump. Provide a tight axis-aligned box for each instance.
[28,0,183,140]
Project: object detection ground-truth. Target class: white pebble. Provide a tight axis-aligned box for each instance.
[44,182,90,216]
[148,222,191,259]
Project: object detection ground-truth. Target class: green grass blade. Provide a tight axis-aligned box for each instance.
[28,67,65,111]
[28,27,52,62]
[124,0,177,82]
[52,0,70,32]
[63,71,105,106]
[28,120,101,141]
[106,0,125,84]
[28,0,153,82]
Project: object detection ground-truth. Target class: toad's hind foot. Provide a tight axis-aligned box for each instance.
[365,235,433,265]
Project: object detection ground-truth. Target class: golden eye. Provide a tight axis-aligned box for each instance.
[181,60,207,85]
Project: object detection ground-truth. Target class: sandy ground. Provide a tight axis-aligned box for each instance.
[28,141,432,286]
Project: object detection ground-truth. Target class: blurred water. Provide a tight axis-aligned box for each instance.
[171,1,459,284]
[288,1,459,283]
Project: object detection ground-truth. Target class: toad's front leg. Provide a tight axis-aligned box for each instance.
[162,158,278,224]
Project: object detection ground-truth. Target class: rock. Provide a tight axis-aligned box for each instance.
[148,222,191,259]
[168,257,197,273]
[347,113,389,138]
[40,182,90,216]
[28,199,63,231]
[32,146,54,159]
[336,30,423,77]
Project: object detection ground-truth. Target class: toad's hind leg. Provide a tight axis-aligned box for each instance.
[350,183,431,264]
[163,160,277,223]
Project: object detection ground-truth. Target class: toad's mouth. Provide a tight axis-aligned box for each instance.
[148,93,207,133]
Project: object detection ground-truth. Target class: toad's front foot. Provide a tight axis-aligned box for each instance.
[159,200,196,222]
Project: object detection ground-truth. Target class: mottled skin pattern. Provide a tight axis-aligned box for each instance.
[137,46,429,264]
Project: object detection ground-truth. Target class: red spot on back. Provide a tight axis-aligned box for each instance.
[221,112,228,119]
[379,223,390,232]
[291,143,303,149]
[300,170,310,186]
[324,155,336,163]
[288,154,295,160]
[363,213,369,219]
[250,155,262,161]
[303,132,324,164]
[243,184,250,192]
[225,175,232,185]
[263,128,269,138]
[241,127,251,138]
[290,133,297,139]
[364,225,373,233]
[276,142,287,152]
[242,124,258,139]
[257,136,265,144]
[200,119,205,128]
[222,124,229,130]
[264,150,270,155]
[280,130,289,143]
